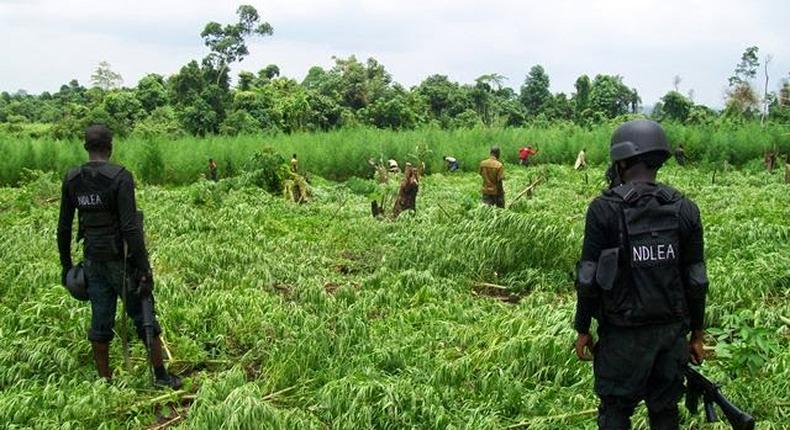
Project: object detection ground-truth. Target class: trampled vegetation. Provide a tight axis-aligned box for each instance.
[1,165,787,429]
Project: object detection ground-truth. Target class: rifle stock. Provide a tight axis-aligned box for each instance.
[685,365,755,430]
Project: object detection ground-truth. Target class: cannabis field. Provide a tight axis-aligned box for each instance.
[1,122,788,186]
[0,162,788,429]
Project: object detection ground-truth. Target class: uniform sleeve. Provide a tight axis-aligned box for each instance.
[497,164,504,182]
[57,178,75,269]
[574,201,608,334]
[116,172,151,274]
[680,199,707,331]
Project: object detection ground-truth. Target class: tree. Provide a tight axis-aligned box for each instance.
[659,91,693,122]
[572,75,592,121]
[544,92,574,122]
[768,75,790,122]
[519,65,551,118]
[725,46,761,118]
[304,91,343,131]
[686,105,717,125]
[237,71,255,91]
[673,75,682,92]
[220,110,261,135]
[133,106,182,138]
[103,90,144,135]
[729,46,759,87]
[91,61,123,91]
[136,74,168,113]
[588,74,639,120]
[201,5,273,84]
[761,54,773,125]
[261,64,280,80]
[415,75,472,127]
[169,61,205,106]
[471,75,498,125]
[476,73,507,91]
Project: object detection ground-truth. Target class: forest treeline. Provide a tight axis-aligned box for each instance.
[0,6,788,140]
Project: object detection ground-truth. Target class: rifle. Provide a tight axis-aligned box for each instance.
[685,365,755,430]
[140,293,156,386]
[129,211,156,385]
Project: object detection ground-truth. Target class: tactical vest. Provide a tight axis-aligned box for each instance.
[67,163,125,261]
[598,183,688,327]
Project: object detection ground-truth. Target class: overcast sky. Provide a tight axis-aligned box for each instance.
[1,0,788,108]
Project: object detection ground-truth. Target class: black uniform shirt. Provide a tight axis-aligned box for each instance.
[574,182,707,333]
[57,161,151,274]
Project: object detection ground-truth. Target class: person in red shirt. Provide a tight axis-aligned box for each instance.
[518,146,538,167]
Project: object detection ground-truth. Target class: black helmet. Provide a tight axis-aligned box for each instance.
[65,263,89,301]
[610,120,670,162]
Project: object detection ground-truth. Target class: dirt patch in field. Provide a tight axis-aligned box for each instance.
[335,250,374,275]
[147,396,194,430]
[270,283,293,298]
[324,282,341,294]
[472,282,521,304]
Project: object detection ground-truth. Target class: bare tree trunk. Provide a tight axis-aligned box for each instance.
[761,55,772,126]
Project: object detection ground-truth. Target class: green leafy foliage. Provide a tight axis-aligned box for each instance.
[242,147,291,193]
[1,124,787,186]
[1,166,788,429]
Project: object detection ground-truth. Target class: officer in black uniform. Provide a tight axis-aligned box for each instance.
[573,120,707,429]
[57,124,181,389]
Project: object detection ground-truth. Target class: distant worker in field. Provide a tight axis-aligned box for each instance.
[444,155,459,172]
[574,120,707,430]
[674,144,687,166]
[575,148,588,170]
[417,160,426,178]
[57,125,182,389]
[208,158,218,181]
[393,164,419,218]
[368,157,388,183]
[764,149,777,171]
[480,146,505,208]
[290,153,299,173]
[388,159,401,174]
[518,145,538,167]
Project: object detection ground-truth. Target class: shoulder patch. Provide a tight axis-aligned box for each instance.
[97,163,125,179]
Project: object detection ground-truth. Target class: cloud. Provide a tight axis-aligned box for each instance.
[0,0,787,107]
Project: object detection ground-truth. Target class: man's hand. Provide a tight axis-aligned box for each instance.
[689,330,705,365]
[136,273,154,297]
[575,333,595,361]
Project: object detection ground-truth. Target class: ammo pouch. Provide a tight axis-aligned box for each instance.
[596,248,619,291]
[83,227,123,261]
[81,211,123,261]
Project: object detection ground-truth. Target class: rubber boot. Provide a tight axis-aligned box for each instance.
[149,337,182,389]
[91,341,112,381]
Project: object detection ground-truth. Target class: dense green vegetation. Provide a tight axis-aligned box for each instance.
[1,123,788,186]
[1,5,788,140]
[1,165,787,429]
